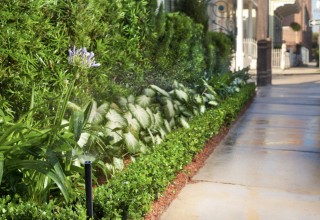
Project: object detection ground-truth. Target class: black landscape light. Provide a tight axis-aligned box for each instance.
[85,161,93,219]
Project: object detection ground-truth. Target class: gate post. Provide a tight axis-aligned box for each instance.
[257,39,272,86]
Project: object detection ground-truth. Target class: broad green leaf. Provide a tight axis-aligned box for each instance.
[113,157,124,171]
[146,108,155,126]
[83,101,94,125]
[143,88,156,97]
[128,104,150,129]
[154,135,163,145]
[150,85,169,97]
[202,79,218,96]
[106,109,127,127]
[67,101,81,111]
[136,95,151,107]
[123,132,139,153]
[127,95,135,104]
[92,103,110,124]
[106,120,124,130]
[159,126,167,138]
[194,94,203,104]
[208,101,218,106]
[118,97,128,108]
[175,89,188,102]
[70,111,84,141]
[164,119,171,132]
[182,110,193,118]
[87,101,97,124]
[204,93,216,101]
[147,129,155,144]
[138,141,147,153]
[77,132,90,148]
[169,118,176,128]
[200,105,206,114]
[153,112,164,128]
[106,130,123,144]
[123,112,140,131]
[180,117,190,129]
[164,98,175,119]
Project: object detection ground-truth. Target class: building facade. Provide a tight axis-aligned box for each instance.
[158,0,312,68]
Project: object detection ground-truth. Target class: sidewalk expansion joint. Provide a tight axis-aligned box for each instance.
[189,179,249,188]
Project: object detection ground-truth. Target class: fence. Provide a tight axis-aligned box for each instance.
[272,48,281,68]
[243,38,257,68]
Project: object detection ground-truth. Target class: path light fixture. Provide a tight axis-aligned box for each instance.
[85,161,93,219]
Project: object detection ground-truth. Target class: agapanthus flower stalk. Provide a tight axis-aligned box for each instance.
[68,46,101,69]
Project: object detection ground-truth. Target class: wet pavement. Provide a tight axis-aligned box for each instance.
[160,74,320,220]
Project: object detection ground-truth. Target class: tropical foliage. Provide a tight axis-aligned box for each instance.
[0,0,254,218]
[0,83,255,219]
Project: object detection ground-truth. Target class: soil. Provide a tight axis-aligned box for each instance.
[144,97,255,220]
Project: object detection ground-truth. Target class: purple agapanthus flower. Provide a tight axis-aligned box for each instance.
[68,46,100,68]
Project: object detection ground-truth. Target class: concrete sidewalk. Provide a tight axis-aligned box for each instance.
[249,64,320,75]
[160,75,320,220]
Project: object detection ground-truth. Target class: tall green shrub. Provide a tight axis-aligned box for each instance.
[145,12,206,88]
[0,0,153,118]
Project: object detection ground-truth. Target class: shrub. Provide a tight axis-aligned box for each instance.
[0,83,255,219]
[93,83,255,219]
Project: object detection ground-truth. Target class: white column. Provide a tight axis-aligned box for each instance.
[236,0,244,70]
[280,43,286,70]
[248,1,253,39]
[157,0,164,8]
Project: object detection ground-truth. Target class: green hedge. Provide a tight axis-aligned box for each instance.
[0,0,234,119]
[0,83,255,219]
[93,83,255,219]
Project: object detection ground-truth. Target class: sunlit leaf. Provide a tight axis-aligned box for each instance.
[128,104,150,129]
[143,88,156,97]
[118,97,128,108]
[105,129,123,144]
[136,95,151,107]
[200,105,206,114]
[150,85,169,97]
[208,101,218,106]
[92,103,110,124]
[77,132,90,148]
[127,95,135,104]
[164,119,171,132]
[123,112,140,131]
[113,157,124,171]
[179,117,190,129]
[106,109,127,127]
[67,101,81,111]
[175,89,188,102]
[123,132,139,153]
[164,98,175,119]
